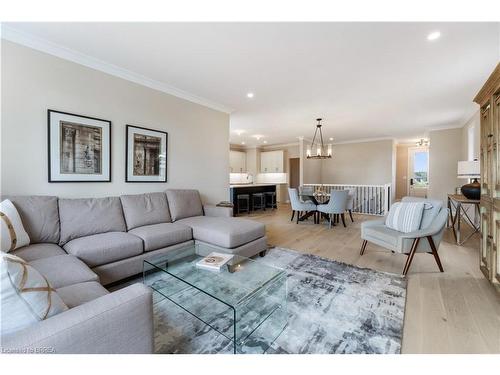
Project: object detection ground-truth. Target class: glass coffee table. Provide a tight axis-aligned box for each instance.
[143,243,288,354]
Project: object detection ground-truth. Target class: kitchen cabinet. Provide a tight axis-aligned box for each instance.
[260,150,284,173]
[229,150,246,173]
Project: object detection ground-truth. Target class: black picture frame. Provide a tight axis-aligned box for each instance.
[47,109,112,183]
[125,124,168,183]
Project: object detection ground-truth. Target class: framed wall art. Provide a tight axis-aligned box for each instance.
[48,110,111,182]
[126,125,168,182]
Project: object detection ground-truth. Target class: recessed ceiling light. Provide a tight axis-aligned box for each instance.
[252,134,263,140]
[241,141,245,145]
[246,92,254,99]
[263,140,268,144]
[329,137,334,141]
[427,31,441,41]
[234,130,245,136]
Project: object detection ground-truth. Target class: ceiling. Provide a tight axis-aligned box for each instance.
[3,22,499,147]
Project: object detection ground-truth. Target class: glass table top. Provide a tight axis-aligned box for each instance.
[143,243,286,307]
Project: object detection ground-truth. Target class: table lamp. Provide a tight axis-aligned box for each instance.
[457,160,480,200]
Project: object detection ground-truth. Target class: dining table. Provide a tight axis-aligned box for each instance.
[298,192,331,223]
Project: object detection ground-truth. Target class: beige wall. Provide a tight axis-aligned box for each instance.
[428,128,463,204]
[1,41,230,203]
[461,111,480,161]
[395,144,410,199]
[320,139,394,185]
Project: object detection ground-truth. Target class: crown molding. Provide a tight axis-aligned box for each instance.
[331,136,395,145]
[426,123,464,132]
[1,25,233,114]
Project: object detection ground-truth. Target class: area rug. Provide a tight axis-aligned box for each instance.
[149,247,407,354]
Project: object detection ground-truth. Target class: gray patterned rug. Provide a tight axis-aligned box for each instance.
[148,247,407,354]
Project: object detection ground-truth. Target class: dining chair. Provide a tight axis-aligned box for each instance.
[288,188,317,224]
[346,188,356,222]
[299,185,315,203]
[317,190,349,228]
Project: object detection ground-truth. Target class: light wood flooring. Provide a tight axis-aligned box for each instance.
[246,203,500,354]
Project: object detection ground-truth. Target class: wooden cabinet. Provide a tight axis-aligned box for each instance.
[260,150,284,173]
[229,150,246,173]
[475,63,500,289]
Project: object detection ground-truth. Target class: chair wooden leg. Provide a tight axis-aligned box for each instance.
[341,213,346,227]
[360,239,368,255]
[296,211,300,224]
[349,209,354,222]
[291,210,295,222]
[402,238,420,276]
[427,236,444,272]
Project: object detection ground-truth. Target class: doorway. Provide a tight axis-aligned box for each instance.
[407,147,429,198]
[289,158,300,189]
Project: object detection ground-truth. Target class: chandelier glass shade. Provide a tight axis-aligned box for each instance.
[306,118,332,159]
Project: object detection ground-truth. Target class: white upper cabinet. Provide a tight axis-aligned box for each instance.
[260,150,284,173]
[229,150,246,173]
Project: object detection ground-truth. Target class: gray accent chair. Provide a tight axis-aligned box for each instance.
[360,196,447,276]
[288,188,317,224]
[317,190,349,228]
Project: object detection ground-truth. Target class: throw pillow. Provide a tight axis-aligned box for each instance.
[0,252,68,335]
[0,199,30,252]
[385,201,425,233]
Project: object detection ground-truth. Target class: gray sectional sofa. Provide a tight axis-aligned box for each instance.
[1,189,267,353]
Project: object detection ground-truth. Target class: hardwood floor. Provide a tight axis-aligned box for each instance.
[246,203,500,354]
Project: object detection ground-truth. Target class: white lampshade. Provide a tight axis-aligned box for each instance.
[457,161,480,179]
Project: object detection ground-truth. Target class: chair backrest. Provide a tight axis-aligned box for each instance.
[325,190,349,213]
[288,188,301,210]
[346,188,355,210]
[300,186,314,195]
[401,196,443,230]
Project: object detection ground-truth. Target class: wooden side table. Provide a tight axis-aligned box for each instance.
[447,194,480,246]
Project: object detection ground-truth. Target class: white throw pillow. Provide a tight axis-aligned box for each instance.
[0,199,30,252]
[0,252,68,335]
[385,202,425,233]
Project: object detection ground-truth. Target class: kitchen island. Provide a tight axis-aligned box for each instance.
[229,184,277,216]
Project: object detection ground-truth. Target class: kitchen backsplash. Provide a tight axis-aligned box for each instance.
[230,172,287,184]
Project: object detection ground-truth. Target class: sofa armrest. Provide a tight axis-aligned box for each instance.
[1,284,154,354]
[203,204,233,217]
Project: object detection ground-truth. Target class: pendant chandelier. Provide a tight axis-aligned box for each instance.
[416,138,429,147]
[306,118,332,159]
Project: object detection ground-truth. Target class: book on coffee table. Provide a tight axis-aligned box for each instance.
[195,252,234,272]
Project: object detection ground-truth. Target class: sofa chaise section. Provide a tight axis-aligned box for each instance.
[166,189,268,257]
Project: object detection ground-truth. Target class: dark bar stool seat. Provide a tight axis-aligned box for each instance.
[237,194,250,214]
[264,191,277,209]
[252,192,265,212]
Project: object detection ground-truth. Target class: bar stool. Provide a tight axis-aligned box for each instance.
[252,193,265,212]
[237,194,250,214]
[264,191,277,209]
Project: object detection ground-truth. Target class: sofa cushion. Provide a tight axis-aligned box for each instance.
[64,232,144,267]
[56,281,109,308]
[129,223,192,252]
[1,253,68,335]
[385,202,424,233]
[28,254,99,289]
[362,224,400,248]
[120,192,171,230]
[1,199,30,252]
[177,216,265,249]
[11,243,66,262]
[8,196,60,244]
[58,197,126,245]
[165,189,203,221]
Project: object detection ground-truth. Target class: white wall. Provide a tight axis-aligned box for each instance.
[428,128,463,204]
[320,139,394,185]
[1,41,230,203]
